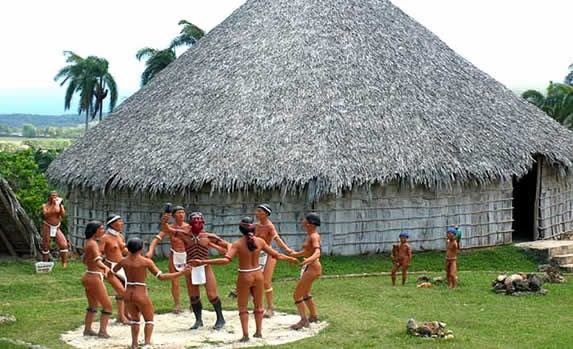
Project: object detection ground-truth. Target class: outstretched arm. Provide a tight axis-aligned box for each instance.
[262,241,299,265]
[146,230,167,258]
[148,259,189,280]
[205,232,232,251]
[193,243,237,266]
[272,233,293,254]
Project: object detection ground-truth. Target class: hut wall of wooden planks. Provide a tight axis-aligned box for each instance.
[66,179,514,256]
[538,164,573,239]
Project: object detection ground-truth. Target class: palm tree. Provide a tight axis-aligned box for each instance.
[135,47,177,86]
[136,19,204,87]
[170,19,205,49]
[522,82,573,128]
[54,51,118,129]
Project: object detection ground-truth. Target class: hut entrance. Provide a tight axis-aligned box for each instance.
[512,162,540,242]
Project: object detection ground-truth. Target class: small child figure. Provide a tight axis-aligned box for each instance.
[446,228,459,288]
[113,238,190,349]
[391,231,412,286]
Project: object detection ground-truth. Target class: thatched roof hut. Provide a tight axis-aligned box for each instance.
[0,176,41,257]
[47,0,573,255]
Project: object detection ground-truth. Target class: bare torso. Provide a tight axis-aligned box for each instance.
[446,239,459,260]
[101,233,126,263]
[167,223,187,252]
[84,239,106,273]
[255,222,276,245]
[231,237,277,270]
[397,243,412,266]
[119,254,160,284]
[42,203,63,226]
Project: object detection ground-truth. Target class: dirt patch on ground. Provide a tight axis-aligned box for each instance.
[61,310,328,348]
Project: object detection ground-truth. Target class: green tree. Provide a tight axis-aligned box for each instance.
[22,123,37,137]
[54,51,118,130]
[522,82,573,128]
[136,19,204,87]
[170,19,205,49]
[0,148,51,229]
[136,47,177,86]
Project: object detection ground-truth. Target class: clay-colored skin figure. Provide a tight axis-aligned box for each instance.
[114,238,189,349]
[446,228,459,288]
[391,232,413,286]
[254,204,293,318]
[161,212,231,330]
[82,221,112,338]
[191,217,299,342]
[99,214,130,324]
[41,191,69,267]
[288,213,323,330]
[146,206,191,314]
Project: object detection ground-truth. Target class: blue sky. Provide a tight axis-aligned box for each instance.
[0,0,571,115]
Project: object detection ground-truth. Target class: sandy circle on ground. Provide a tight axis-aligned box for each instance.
[61,310,328,348]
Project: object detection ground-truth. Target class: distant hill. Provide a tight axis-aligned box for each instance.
[0,114,91,128]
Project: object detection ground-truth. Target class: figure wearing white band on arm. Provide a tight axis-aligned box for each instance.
[114,237,189,349]
[191,217,298,342]
[41,191,68,268]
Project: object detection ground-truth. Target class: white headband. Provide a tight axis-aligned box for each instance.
[106,215,121,226]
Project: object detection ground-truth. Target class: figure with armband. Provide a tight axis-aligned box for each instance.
[288,212,323,330]
[114,237,190,349]
[191,217,298,342]
[254,203,293,318]
[146,203,190,314]
[81,221,112,338]
[161,210,231,330]
[99,213,130,324]
[41,191,69,268]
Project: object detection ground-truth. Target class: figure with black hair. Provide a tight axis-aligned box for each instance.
[254,203,293,318]
[288,212,323,330]
[41,191,69,268]
[391,231,412,286]
[446,228,459,288]
[191,217,298,342]
[113,237,190,349]
[99,214,130,324]
[81,221,112,338]
[146,204,190,314]
[160,211,231,330]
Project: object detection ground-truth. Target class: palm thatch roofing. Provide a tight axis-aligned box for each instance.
[47,0,573,198]
[0,176,40,257]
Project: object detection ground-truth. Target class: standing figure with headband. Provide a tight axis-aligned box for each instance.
[114,237,190,349]
[254,203,293,318]
[81,221,112,338]
[288,212,322,330]
[161,211,231,330]
[41,191,69,268]
[191,217,299,342]
[390,231,412,286]
[146,204,190,314]
[100,213,130,324]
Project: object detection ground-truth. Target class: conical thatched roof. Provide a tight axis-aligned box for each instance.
[0,176,40,257]
[48,0,573,197]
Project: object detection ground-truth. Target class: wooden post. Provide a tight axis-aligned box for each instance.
[533,157,542,240]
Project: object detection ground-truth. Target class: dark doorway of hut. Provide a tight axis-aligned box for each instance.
[512,162,540,242]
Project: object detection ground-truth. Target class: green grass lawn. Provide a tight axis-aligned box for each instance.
[1,245,572,348]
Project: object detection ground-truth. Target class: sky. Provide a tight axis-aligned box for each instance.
[0,0,571,115]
